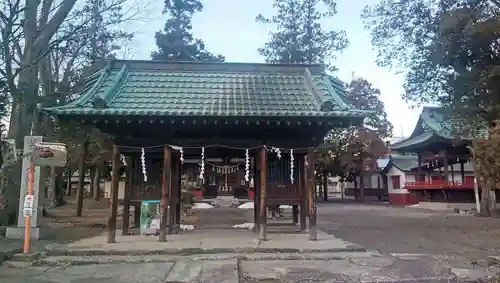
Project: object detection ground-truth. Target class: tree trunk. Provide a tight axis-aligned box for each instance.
[89,167,96,198]
[76,139,89,216]
[93,166,101,201]
[353,177,358,200]
[49,167,57,207]
[55,169,65,207]
[359,172,365,201]
[0,0,79,226]
[65,169,72,196]
[322,171,328,201]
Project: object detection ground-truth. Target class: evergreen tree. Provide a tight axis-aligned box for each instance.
[362,0,500,215]
[152,0,224,61]
[256,0,347,69]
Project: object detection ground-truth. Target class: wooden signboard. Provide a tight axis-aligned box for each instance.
[34,142,67,167]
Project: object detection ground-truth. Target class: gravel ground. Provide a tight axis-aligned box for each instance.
[318,201,500,261]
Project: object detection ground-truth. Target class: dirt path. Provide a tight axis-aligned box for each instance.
[318,202,500,262]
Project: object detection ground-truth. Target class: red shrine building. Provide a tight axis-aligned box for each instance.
[387,107,482,207]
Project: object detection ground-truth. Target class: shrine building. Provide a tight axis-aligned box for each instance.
[44,59,369,243]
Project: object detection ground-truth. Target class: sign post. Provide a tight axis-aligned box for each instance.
[23,157,35,253]
[22,141,67,253]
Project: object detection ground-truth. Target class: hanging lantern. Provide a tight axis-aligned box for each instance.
[141,148,147,182]
[245,149,250,182]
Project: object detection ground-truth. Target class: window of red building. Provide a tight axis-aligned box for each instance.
[391,176,401,189]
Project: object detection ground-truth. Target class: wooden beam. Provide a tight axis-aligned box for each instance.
[76,139,89,217]
[307,148,317,241]
[107,145,121,243]
[259,147,268,241]
[122,156,132,235]
[159,145,171,242]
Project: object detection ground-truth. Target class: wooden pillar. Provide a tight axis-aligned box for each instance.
[299,155,307,231]
[122,156,132,235]
[173,153,181,231]
[159,146,171,242]
[443,149,449,182]
[259,147,268,240]
[307,148,317,241]
[292,205,299,224]
[76,139,89,216]
[252,156,259,231]
[107,145,121,243]
[450,163,455,182]
[460,160,465,182]
[133,155,141,227]
[417,152,423,181]
[167,150,176,235]
[322,172,328,201]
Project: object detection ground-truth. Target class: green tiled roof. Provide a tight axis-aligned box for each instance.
[43,60,369,118]
[391,106,487,151]
[391,155,418,171]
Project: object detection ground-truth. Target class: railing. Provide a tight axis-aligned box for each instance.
[404,180,477,190]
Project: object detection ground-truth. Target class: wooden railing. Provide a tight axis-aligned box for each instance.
[404,180,477,190]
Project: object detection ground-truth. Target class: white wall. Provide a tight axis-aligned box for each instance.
[387,166,409,195]
[344,173,382,189]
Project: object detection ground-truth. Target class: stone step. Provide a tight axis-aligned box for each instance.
[165,259,238,283]
[27,251,379,266]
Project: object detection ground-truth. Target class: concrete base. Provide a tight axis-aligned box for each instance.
[417,201,476,211]
[45,229,364,256]
[389,193,418,205]
[5,227,44,240]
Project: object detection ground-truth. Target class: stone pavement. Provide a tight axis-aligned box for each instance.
[2,229,499,282]
[1,252,497,282]
[44,229,364,255]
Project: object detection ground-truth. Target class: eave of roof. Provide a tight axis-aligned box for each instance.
[43,59,373,119]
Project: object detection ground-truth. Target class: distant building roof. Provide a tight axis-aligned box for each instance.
[390,106,487,152]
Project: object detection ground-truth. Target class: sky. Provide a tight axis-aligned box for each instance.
[122,0,421,138]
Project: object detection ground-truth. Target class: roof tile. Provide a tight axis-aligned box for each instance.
[44,60,369,118]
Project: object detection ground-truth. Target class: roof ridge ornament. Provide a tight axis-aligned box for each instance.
[91,62,129,108]
[303,68,334,111]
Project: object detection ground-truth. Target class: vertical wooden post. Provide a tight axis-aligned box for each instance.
[307,148,317,241]
[253,155,260,232]
[93,166,101,201]
[292,205,299,224]
[443,149,449,182]
[167,151,176,235]
[159,146,171,242]
[132,156,141,227]
[322,172,328,201]
[460,160,465,183]
[259,147,268,240]
[76,139,89,216]
[450,163,455,182]
[107,145,120,243]
[417,152,423,181]
[122,156,132,235]
[299,155,307,231]
[172,153,181,231]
